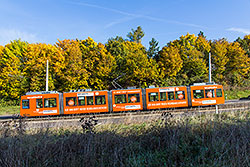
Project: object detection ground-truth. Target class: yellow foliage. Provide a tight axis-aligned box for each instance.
[158,46,183,77]
[23,43,65,92]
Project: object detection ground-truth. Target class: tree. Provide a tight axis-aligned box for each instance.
[121,41,158,87]
[167,33,208,84]
[0,40,28,100]
[23,43,65,92]
[106,39,158,88]
[225,41,250,86]
[211,39,229,83]
[157,46,183,78]
[56,39,89,91]
[147,38,160,58]
[78,37,116,90]
[236,35,250,57]
[127,26,144,43]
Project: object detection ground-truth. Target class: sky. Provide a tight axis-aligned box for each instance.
[0,0,250,48]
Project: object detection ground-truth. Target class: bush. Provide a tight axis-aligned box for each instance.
[0,111,249,166]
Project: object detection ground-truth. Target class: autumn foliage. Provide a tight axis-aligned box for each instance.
[0,31,250,101]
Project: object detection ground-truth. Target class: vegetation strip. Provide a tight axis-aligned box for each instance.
[0,110,249,166]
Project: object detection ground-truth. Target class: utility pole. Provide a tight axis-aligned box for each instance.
[209,52,212,83]
[46,60,49,91]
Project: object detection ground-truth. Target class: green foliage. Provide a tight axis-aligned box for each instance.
[56,39,89,91]
[127,26,145,43]
[211,39,229,84]
[118,41,158,87]
[23,43,65,92]
[224,88,250,100]
[147,38,160,58]
[0,28,250,101]
[157,46,183,86]
[78,37,116,90]
[168,33,209,85]
[226,42,250,81]
[0,111,249,166]
[0,40,28,100]
[0,105,19,115]
[236,35,250,57]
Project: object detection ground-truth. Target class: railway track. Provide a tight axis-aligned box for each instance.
[1,100,250,129]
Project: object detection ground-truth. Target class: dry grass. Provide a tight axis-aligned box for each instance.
[0,111,249,167]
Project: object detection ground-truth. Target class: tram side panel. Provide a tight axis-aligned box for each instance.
[63,90,109,114]
[20,93,61,117]
[190,84,225,106]
[146,86,189,110]
[111,89,143,112]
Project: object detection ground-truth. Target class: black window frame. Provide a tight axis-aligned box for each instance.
[22,99,30,109]
[148,92,159,102]
[86,96,94,105]
[216,89,223,97]
[66,97,77,106]
[36,98,43,108]
[205,89,215,98]
[115,94,127,104]
[160,92,167,101]
[168,91,175,100]
[78,96,86,106]
[95,95,106,105]
[175,91,185,100]
[128,93,140,103]
[193,89,204,99]
[44,98,57,108]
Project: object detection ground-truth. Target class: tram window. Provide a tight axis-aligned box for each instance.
[95,95,106,105]
[128,93,140,103]
[193,90,204,99]
[175,91,185,100]
[44,98,57,108]
[168,92,175,100]
[148,92,158,102]
[115,94,126,104]
[78,96,85,106]
[36,99,43,108]
[205,89,215,98]
[160,92,167,101]
[87,96,94,105]
[22,100,30,109]
[66,97,77,106]
[216,89,223,97]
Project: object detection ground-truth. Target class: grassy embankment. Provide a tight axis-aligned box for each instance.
[0,106,19,115]
[224,88,250,100]
[0,111,249,166]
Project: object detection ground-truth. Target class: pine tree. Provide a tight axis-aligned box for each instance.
[127,26,145,43]
[147,38,160,58]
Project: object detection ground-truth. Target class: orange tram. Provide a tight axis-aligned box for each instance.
[20,83,225,117]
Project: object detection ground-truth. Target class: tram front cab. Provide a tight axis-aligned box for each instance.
[20,91,61,117]
[190,83,225,107]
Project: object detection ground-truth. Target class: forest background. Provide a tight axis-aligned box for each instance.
[0,26,250,103]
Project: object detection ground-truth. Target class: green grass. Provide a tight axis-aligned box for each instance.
[0,106,20,115]
[224,89,250,100]
[0,110,249,166]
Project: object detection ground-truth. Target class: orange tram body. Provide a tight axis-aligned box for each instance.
[20,83,225,117]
